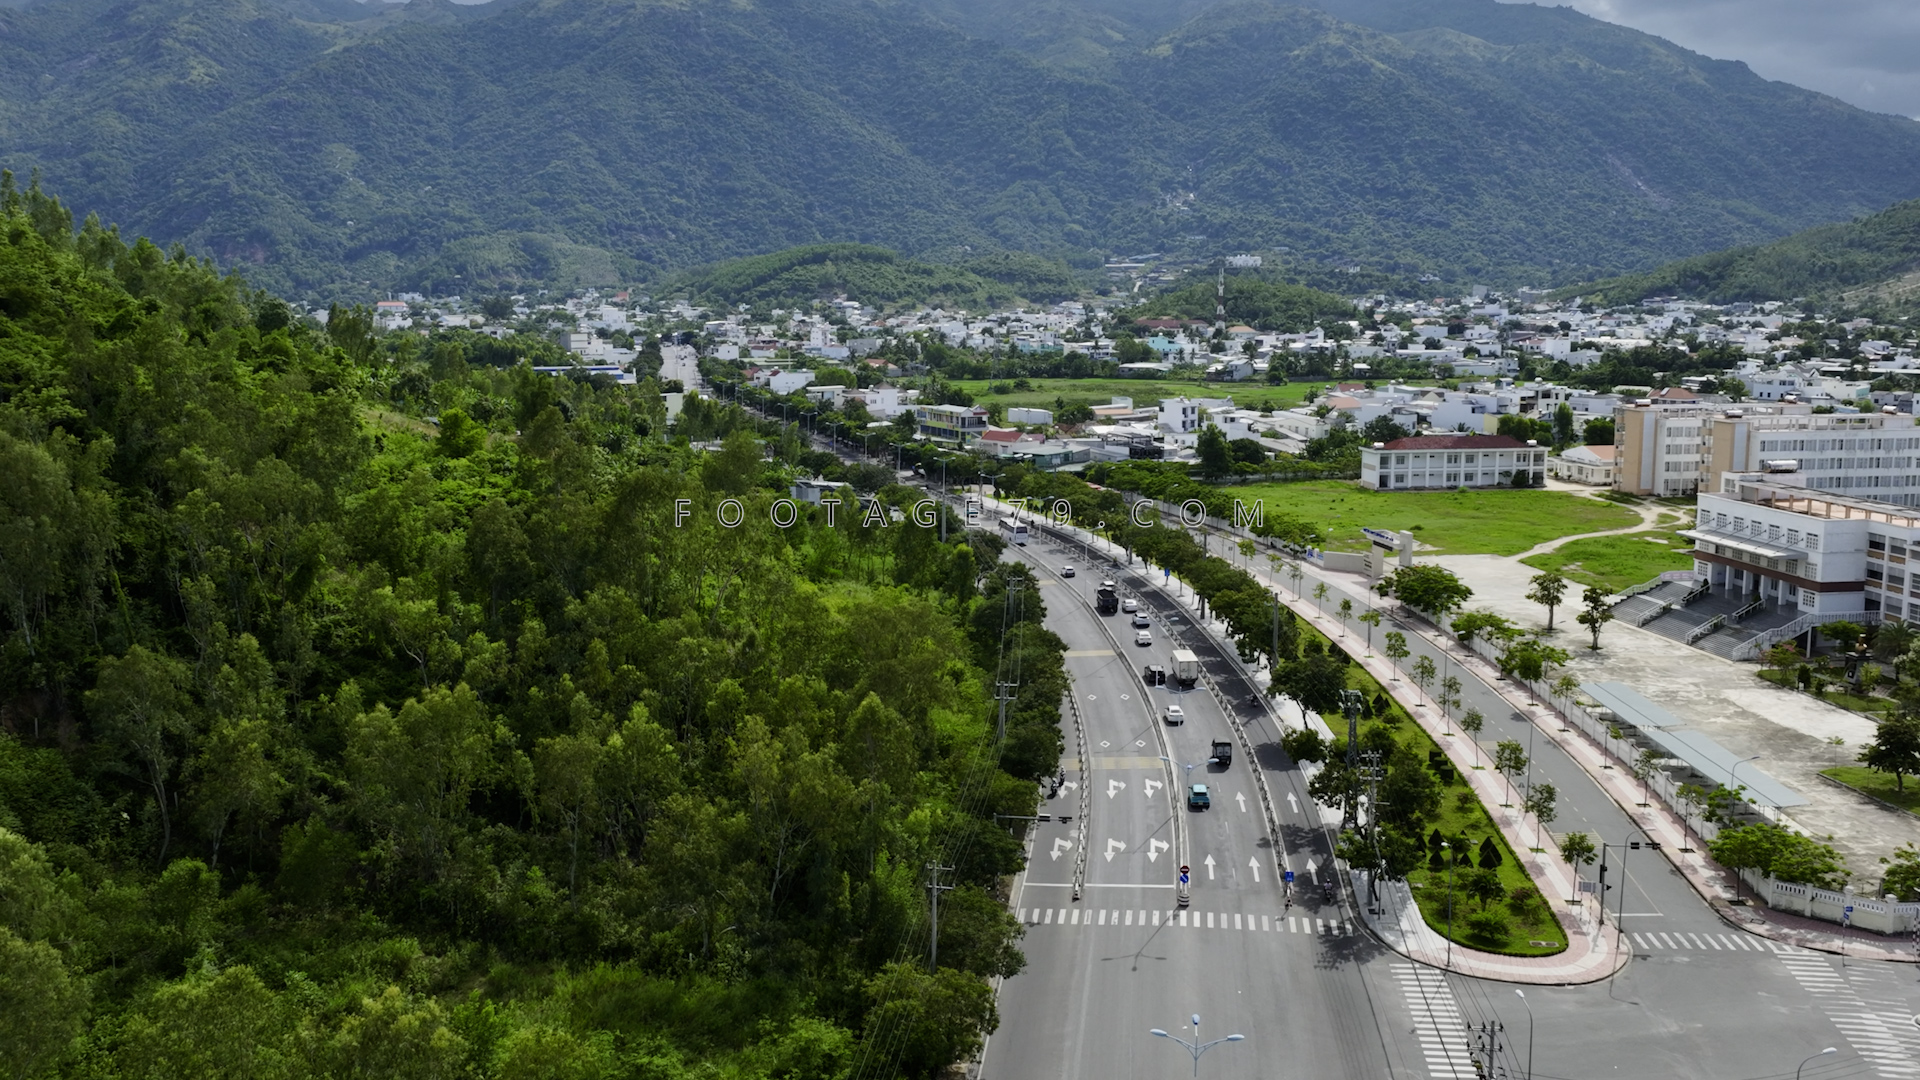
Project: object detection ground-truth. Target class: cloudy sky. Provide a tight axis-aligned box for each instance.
[1531,0,1920,118]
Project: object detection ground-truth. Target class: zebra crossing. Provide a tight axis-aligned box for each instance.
[1017,906,1354,936]
[1629,930,1811,953]
[1777,953,1920,1079]
[1390,963,1478,1080]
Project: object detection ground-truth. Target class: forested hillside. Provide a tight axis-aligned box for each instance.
[1121,275,1358,332]
[1574,196,1920,308]
[5,0,1920,297]
[667,245,1083,310]
[0,177,1064,1079]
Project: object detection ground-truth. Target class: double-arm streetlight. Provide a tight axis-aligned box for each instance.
[1162,754,1219,781]
[1149,1014,1244,1077]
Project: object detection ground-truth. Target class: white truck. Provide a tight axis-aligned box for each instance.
[1171,649,1201,688]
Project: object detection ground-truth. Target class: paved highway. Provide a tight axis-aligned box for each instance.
[978,521,1920,1080]
[984,528,1427,1080]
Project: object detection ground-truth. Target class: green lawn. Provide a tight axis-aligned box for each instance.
[1222,481,1640,555]
[1308,624,1570,956]
[1520,529,1696,593]
[952,377,1330,412]
[1820,766,1920,816]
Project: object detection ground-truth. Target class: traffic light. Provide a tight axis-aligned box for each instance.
[1629,841,1642,850]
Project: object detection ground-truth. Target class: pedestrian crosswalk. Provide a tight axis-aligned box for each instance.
[1628,930,1810,954]
[1777,953,1920,1079]
[1016,906,1354,936]
[1390,963,1478,1080]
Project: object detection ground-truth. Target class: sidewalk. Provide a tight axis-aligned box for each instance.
[1003,497,1918,968]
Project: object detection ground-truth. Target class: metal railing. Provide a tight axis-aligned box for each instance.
[1728,598,1765,624]
[1684,615,1726,645]
[1730,609,1883,661]
[1636,601,1678,627]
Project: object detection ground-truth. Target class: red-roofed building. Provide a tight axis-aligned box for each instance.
[1360,433,1546,490]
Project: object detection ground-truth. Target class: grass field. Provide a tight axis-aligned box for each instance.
[1819,766,1920,816]
[1222,481,1641,555]
[1310,624,1569,956]
[953,377,1328,411]
[1520,528,1696,593]
[1758,670,1898,718]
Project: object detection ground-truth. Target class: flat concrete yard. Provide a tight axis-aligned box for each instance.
[1427,552,1920,885]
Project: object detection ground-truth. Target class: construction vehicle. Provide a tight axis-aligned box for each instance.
[1095,580,1119,615]
[1210,739,1233,768]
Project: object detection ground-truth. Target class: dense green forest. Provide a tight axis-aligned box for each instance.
[7,0,1920,297]
[666,245,1083,311]
[1120,276,1359,332]
[0,177,1068,1079]
[1575,195,1920,308]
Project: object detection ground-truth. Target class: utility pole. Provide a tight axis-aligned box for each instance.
[926,862,955,973]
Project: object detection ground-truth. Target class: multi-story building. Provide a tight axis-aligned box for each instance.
[1359,434,1545,490]
[1704,409,1920,507]
[1614,402,1715,496]
[1618,403,1920,502]
[1687,478,1920,623]
[915,404,989,443]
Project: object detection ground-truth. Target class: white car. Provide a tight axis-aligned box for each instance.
[1135,629,1153,646]
[1164,704,1185,725]
[1133,612,1150,629]
[1122,598,1138,613]
[1063,565,1075,577]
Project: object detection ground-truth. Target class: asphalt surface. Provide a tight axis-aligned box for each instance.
[977,520,1920,1080]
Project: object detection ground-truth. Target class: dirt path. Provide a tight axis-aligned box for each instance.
[1511,499,1680,559]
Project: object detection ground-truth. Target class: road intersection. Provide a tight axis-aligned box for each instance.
[980,519,1920,1080]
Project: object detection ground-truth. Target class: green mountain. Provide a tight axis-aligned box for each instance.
[1574,197,1920,308]
[668,243,1084,310]
[7,0,1920,299]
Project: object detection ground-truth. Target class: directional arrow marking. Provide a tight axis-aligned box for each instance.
[1203,854,1216,880]
[1147,839,1169,863]
[1104,838,1128,862]
[1248,857,1260,883]
[1286,792,1299,814]
[1060,781,1079,793]
[1306,857,1318,878]
[1234,791,1247,813]
[1143,778,1163,799]
[1106,778,1126,799]
[1050,838,1073,861]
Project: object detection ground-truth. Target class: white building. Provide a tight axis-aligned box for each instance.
[1159,397,1201,434]
[1359,434,1546,491]
[769,370,817,395]
[1550,443,1617,486]
[1685,479,1920,622]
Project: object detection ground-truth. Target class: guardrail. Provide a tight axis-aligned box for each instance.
[1612,576,1667,602]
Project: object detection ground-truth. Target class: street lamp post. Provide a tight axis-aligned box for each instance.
[1149,1014,1245,1078]
[1795,1047,1837,1079]
[1441,841,1455,970]
[1514,990,1534,1080]
[1731,753,1762,795]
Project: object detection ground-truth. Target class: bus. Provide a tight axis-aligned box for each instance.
[998,517,1028,545]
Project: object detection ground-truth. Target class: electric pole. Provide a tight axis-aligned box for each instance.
[926,862,955,973]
